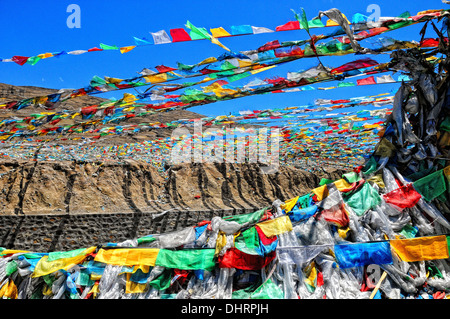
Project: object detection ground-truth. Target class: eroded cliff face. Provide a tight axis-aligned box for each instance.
[0,160,343,215]
[0,160,344,251]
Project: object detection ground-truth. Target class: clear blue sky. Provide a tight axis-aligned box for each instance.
[0,0,446,117]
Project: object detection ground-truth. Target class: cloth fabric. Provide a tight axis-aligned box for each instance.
[312,185,329,201]
[390,235,449,262]
[277,245,331,265]
[334,241,393,268]
[318,202,350,227]
[413,169,447,202]
[357,76,377,86]
[256,215,293,237]
[223,208,267,224]
[157,227,196,248]
[383,183,422,210]
[289,205,318,223]
[170,28,192,42]
[281,196,299,213]
[218,248,276,270]
[155,249,216,270]
[94,248,159,267]
[210,27,231,38]
[275,21,300,31]
[250,279,284,299]
[344,182,382,216]
[33,246,96,277]
[150,30,171,44]
[230,25,253,35]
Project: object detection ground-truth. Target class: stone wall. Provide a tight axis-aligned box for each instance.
[0,208,255,252]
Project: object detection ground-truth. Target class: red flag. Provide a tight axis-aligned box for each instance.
[12,56,29,65]
[87,47,103,52]
[170,28,192,42]
[218,248,276,270]
[258,40,281,52]
[255,226,277,246]
[155,65,177,73]
[317,202,350,227]
[420,38,440,48]
[383,184,422,210]
[81,105,98,115]
[331,58,379,74]
[275,20,300,31]
[274,45,304,58]
[357,76,376,86]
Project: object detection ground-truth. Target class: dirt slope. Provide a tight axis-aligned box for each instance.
[0,159,343,215]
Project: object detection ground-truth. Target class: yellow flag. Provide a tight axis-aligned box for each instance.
[0,279,18,299]
[257,215,293,237]
[202,82,223,93]
[333,179,353,191]
[338,226,351,239]
[1,249,30,256]
[238,59,253,68]
[94,248,159,266]
[249,65,277,75]
[367,175,385,189]
[88,282,100,298]
[215,231,228,257]
[390,235,449,262]
[211,37,230,51]
[125,274,148,294]
[210,27,231,38]
[326,14,350,26]
[37,52,53,59]
[122,93,137,103]
[212,87,237,97]
[198,57,218,66]
[120,45,136,54]
[144,73,168,84]
[123,106,136,112]
[304,261,317,288]
[311,185,329,201]
[104,76,124,84]
[280,196,299,213]
[32,246,96,277]
[43,284,53,296]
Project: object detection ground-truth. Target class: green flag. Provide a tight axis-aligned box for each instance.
[185,21,211,40]
[155,249,216,271]
[48,247,88,261]
[223,208,267,224]
[186,20,230,51]
[90,75,107,87]
[100,43,119,50]
[26,56,42,66]
[292,8,309,32]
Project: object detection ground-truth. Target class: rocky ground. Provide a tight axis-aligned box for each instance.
[0,159,343,216]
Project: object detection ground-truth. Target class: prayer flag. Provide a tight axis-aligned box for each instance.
[390,236,449,262]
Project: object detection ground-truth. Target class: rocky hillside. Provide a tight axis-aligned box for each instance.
[0,159,343,216]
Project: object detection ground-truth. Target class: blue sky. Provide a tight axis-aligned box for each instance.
[0,0,446,117]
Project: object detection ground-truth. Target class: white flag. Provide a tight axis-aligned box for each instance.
[67,50,87,55]
[376,74,396,84]
[251,26,274,34]
[150,30,171,44]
